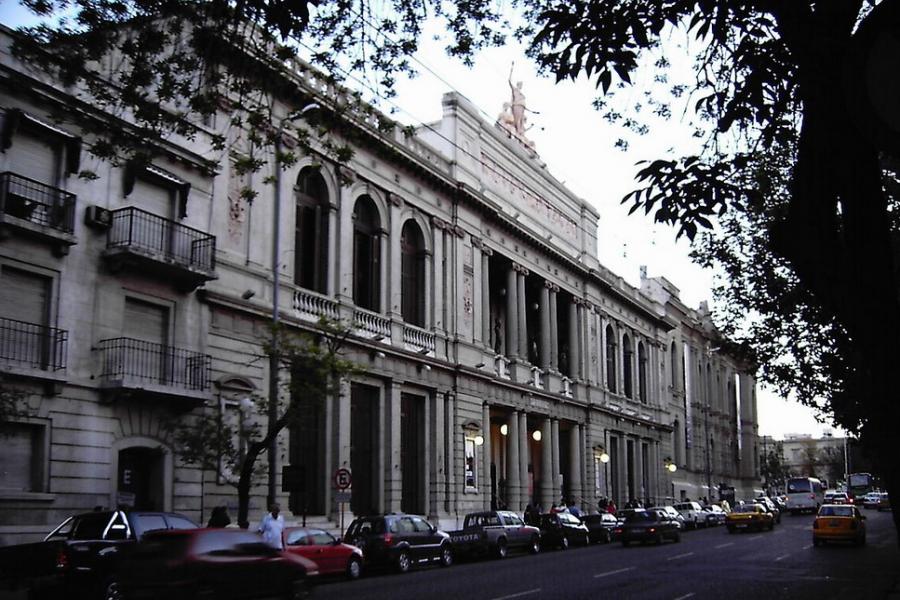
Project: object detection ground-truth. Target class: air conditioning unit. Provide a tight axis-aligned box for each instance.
[84,205,112,229]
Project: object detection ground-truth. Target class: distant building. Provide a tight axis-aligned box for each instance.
[0,24,760,544]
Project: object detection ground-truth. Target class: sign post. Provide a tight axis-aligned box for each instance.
[333,468,352,538]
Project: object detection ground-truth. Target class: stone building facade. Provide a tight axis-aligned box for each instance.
[0,25,760,543]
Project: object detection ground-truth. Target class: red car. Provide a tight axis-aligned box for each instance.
[283,527,364,579]
[118,528,318,600]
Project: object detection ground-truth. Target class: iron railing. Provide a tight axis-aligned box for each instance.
[107,207,216,272]
[0,317,68,371]
[97,337,211,391]
[0,172,76,234]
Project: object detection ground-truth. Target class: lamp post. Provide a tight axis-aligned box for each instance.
[664,456,677,501]
[596,445,610,499]
[267,103,320,508]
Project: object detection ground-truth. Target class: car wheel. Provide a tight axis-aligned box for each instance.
[529,536,541,554]
[583,533,590,546]
[100,577,121,600]
[655,533,664,546]
[346,556,362,580]
[727,527,735,534]
[559,535,569,551]
[622,540,630,547]
[440,544,454,567]
[769,522,774,531]
[813,538,822,547]
[495,538,508,559]
[673,531,681,543]
[858,534,866,547]
[396,550,411,573]
[602,529,611,544]
[285,578,311,600]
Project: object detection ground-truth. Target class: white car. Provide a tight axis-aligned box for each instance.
[650,506,686,530]
[673,501,705,529]
[862,492,882,509]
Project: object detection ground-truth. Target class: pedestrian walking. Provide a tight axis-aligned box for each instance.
[207,505,231,528]
[257,503,285,549]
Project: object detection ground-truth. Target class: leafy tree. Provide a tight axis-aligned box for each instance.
[516,0,900,543]
[167,318,358,528]
[759,441,789,494]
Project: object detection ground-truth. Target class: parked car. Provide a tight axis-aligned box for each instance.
[582,513,619,543]
[118,528,316,599]
[726,503,774,533]
[813,504,866,546]
[755,496,782,523]
[344,514,452,573]
[650,506,686,530]
[877,493,892,512]
[615,509,681,546]
[701,505,727,526]
[673,502,705,529]
[448,510,541,558]
[538,512,590,550]
[283,527,364,579]
[0,510,198,600]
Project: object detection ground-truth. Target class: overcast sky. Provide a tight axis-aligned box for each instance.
[0,4,843,440]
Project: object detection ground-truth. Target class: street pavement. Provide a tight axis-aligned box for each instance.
[320,510,899,600]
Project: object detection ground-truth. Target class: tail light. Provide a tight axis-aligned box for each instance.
[809,494,815,499]
[382,534,394,546]
[613,528,622,535]
[648,528,656,533]
[55,548,69,571]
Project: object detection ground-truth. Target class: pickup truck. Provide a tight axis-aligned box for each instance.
[0,509,198,600]
[447,510,541,559]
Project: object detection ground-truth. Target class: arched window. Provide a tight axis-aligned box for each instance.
[352,196,381,311]
[294,167,329,293]
[605,325,617,392]
[400,220,426,326]
[623,334,633,399]
[638,341,648,404]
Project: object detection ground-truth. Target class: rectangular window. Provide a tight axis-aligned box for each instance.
[464,437,478,491]
[0,421,47,493]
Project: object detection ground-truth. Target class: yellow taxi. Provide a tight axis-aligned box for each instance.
[725,503,774,533]
[813,504,866,546]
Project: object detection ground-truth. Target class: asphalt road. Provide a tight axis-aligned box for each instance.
[319,510,899,600]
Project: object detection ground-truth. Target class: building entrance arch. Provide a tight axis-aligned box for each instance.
[110,437,173,512]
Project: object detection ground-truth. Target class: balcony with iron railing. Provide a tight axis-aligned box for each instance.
[96,337,212,402]
[0,317,68,374]
[103,207,217,290]
[0,172,77,253]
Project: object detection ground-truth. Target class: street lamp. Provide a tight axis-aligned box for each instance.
[664,457,677,473]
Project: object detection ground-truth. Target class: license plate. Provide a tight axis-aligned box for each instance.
[736,524,747,528]
[829,520,841,528]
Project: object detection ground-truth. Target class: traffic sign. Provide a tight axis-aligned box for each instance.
[333,468,352,490]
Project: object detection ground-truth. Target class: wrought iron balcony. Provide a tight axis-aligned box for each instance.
[0,172,77,251]
[0,317,68,372]
[104,207,216,289]
[97,337,211,399]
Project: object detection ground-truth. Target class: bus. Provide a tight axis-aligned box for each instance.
[847,472,876,501]
[786,476,825,514]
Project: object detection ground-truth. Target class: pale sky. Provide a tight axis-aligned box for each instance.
[0,4,841,440]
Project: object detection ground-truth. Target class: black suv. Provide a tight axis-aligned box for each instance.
[344,514,453,573]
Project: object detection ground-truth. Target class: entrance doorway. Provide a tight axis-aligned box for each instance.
[400,393,425,514]
[117,447,164,510]
[289,392,325,514]
[350,383,379,515]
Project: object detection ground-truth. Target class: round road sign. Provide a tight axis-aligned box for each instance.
[333,468,352,490]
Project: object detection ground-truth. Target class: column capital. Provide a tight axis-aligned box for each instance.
[432,216,450,230]
[470,235,483,248]
[512,263,530,276]
[337,165,357,184]
[387,191,403,207]
[452,224,466,238]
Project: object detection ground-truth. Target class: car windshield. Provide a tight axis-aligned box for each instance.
[787,479,811,493]
[733,505,760,513]
[819,506,854,517]
[624,512,656,523]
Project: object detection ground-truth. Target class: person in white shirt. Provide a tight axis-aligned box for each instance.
[257,503,285,549]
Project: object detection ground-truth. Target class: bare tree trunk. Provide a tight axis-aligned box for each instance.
[237,441,266,529]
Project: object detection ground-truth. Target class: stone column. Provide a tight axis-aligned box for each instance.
[326,204,339,297]
[634,438,645,503]
[388,196,402,318]
[506,266,519,360]
[336,187,355,304]
[599,316,608,389]
[323,386,334,519]
[540,418,553,509]
[569,424,583,504]
[517,267,528,360]
[385,382,403,512]
[429,391,445,518]
[549,286,559,370]
[432,220,445,333]
[551,419,561,503]
[506,411,521,511]
[376,385,386,513]
[471,238,481,343]
[539,282,551,370]
[518,411,529,509]
[481,248,492,352]
[568,300,580,379]
[482,403,492,511]
[445,392,456,512]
